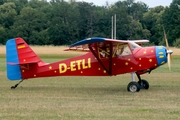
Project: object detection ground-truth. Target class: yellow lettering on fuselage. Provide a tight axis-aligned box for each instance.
[59,63,67,73]
[70,61,76,71]
[59,58,91,74]
[88,58,91,68]
[82,59,88,69]
[76,60,82,70]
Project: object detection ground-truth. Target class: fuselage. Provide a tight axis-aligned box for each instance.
[20,46,167,79]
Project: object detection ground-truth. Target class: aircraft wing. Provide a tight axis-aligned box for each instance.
[64,44,90,52]
[70,37,149,47]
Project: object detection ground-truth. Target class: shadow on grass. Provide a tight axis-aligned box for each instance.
[9,84,128,96]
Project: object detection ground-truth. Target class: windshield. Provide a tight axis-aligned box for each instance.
[128,41,141,51]
[114,44,132,57]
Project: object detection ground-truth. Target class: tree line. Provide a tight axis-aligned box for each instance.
[0,0,180,46]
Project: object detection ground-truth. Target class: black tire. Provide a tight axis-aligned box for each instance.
[138,79,149,89]
[127,82,140,92]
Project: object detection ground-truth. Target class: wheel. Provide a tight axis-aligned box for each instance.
[127,82,140,92]
[138,79,149,89]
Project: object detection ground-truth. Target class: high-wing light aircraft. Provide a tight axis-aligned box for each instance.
[6,37,173,92]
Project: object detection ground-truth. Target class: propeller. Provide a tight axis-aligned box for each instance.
[163,26,173,70]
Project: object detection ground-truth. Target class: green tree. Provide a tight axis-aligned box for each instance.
[12,6,47,44]
[111,0,150,40]
[0,2,17,43]
[0,2,17,28]
[1,0,177,46]
[0,25,7,44]
[162,0,180,45]
[173,38,180,48]
[11,0,28,15]
[0,0,8,5]
[77,2,97,39]
[92,6,112,38]
[48,0,81,45]
[142,6,165,45]
[125,0,148,21]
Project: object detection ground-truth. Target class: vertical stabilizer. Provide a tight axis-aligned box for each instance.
[6,38,22,80]
[6,38,44,80]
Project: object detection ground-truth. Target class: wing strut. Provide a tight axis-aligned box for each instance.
[109,42,113,75]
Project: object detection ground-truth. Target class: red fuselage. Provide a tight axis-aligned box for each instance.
[20,46,165,79]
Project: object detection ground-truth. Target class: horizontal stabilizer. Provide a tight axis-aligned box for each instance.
[7,61,38,65]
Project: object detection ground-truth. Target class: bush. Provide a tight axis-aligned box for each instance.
[173,38,180,48]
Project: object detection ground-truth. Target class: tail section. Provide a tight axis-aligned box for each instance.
[6,38,43,80]
[6,39,21,80]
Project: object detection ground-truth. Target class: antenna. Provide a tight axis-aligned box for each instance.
[111,14,116,39]
[114,14,116,39]
[111,16,113,39]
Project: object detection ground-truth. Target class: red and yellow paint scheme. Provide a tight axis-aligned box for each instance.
[6,37,172,92]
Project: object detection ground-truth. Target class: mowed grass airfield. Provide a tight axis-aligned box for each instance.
[0,46,180,120]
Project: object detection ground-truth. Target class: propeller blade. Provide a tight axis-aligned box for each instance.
[167,53,171,71]
[163,26,173,71]
[163,26,169,50]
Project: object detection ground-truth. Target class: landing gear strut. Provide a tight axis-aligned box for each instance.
[11,80,24,89]
[136,74,149,89]
[127,73,149,92]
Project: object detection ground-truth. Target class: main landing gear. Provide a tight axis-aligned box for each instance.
[127,73,149,92]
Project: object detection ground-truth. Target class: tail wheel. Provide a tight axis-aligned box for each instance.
[138,79,149,89]
[127,82,140,92]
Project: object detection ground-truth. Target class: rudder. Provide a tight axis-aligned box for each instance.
[6,38,22,80]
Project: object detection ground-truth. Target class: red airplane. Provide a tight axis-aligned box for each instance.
[6,37,173,92]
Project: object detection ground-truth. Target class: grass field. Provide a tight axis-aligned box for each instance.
[0,46,180,120]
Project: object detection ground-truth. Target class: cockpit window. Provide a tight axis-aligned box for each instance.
[120,45,132,56]
[129,41,141,51]
[97,42,133,58]
[113,44,132,57]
